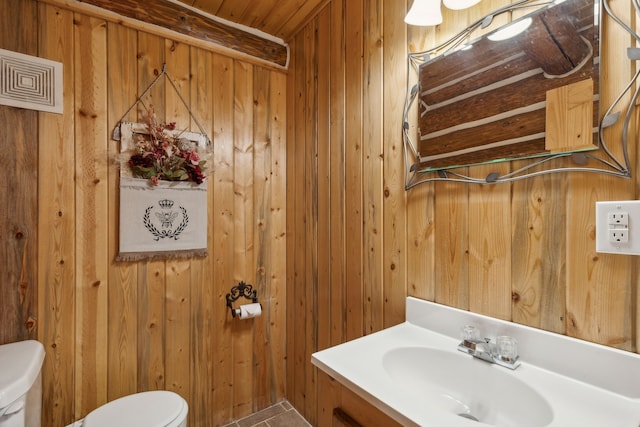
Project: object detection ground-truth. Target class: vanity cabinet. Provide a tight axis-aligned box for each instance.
[317,371,402,427]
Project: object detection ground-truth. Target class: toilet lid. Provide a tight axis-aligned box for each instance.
[83,391,186,427]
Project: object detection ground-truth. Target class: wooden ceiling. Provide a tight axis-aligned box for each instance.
[176,0,329,41]
[48,0,328,68]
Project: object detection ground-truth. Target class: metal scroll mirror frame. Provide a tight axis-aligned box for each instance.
[402,0,639,188]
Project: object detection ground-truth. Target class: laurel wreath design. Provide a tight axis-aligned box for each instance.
[143,206,189,241]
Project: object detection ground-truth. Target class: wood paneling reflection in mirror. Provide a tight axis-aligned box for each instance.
[417,0,598,171]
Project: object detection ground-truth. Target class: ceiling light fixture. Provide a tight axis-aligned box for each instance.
[404,0,443,26]
[405,0,482,26]
[443,0,481,10]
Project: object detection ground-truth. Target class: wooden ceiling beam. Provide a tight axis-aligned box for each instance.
[48,0,289,68]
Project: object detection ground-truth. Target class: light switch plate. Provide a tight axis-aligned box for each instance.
[595,201,640,255]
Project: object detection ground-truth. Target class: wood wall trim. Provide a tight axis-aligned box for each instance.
[39,0,289,69]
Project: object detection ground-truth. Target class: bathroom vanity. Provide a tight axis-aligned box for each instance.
[312,297,640,426]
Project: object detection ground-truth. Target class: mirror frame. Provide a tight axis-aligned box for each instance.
[402,0,637,188]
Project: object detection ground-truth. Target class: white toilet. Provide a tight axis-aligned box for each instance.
[70,390,188,427]
[0,340,188,427]
[0,340,44,427]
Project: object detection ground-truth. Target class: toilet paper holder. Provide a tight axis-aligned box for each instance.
[226,281,259,317]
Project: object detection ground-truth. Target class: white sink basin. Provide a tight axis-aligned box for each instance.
[383,346,553,427]
[312,297,640,427]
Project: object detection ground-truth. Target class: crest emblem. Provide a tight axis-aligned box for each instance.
[143,199,189,241]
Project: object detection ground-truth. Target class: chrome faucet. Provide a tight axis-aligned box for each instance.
[457,327,521,370]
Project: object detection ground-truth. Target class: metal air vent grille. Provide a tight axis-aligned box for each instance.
[0,48,62,114]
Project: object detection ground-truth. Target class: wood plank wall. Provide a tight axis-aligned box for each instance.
[2,0,639,426]
[286,0,640,425]
[0,0,287,426]
[0,0,39,347]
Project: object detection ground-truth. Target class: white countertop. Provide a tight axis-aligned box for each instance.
[312,297,640,427]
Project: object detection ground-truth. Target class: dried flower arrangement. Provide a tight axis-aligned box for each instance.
[127,108,207,185]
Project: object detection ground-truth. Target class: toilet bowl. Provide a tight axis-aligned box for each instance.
[72,390,188,427]
[0,339,188,427]
[0,340,45,427]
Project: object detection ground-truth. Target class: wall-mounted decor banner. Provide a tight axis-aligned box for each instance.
[118,176,208,260]
[117,119,209,261]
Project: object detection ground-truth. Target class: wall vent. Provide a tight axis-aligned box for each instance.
[0,48,63,114]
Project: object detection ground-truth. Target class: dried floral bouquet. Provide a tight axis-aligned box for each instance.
[127,108,207,185]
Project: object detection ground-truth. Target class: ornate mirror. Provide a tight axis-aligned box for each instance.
[403,0,637,187]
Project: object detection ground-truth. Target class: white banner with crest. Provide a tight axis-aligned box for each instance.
[118,176,207,260]
[116,120,209,261]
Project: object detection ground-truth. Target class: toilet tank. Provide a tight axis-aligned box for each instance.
[0,340,45,427]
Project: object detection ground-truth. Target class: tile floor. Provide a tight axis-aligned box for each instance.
[222,400,312,427]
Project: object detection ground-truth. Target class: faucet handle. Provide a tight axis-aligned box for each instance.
[461,325,480,341]
[496,335,518,362]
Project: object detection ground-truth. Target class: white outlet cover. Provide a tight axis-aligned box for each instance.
[595,200,640,255]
